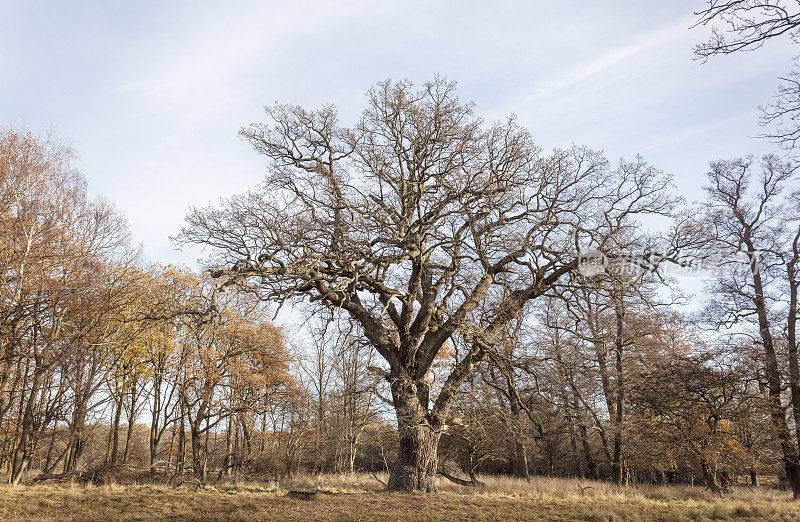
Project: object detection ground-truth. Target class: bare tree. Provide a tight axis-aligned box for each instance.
[180,78,679,491]
[700,154,800,497]
[694,1,800,147]
[695,1,800,57]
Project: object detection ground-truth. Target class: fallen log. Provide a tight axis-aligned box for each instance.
[287,490,318,500]
[437,470,485,487]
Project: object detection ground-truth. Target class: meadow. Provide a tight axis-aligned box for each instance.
[1,474,799,521]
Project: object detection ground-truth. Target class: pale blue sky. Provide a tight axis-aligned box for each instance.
[1,1,794,267]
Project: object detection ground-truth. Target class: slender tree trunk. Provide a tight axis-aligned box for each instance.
[44,419,58,472]
[110,396,122,466]
[149,378,162,469]
[573,395,597,480]
[787,259,800,459]
[747,244,800,499]
[611,299,625,485]
[10,367,45,483]
[177,409,186,472]
[223,411,234,478]
[122,420,134,465]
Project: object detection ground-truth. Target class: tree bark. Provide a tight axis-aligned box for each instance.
[10,367,45,483]
[110,396,122,466]
[787,247,800,465]
[190,424,203,480]
[611,297,625,485]
[508,393,529,480]
[122,380,139,465]
[746,243,800,499]
[701,459,721,496]
[387,377,440,492]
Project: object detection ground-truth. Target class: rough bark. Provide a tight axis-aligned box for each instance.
[387,377,441,492]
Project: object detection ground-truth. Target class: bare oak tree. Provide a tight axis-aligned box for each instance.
[180,78,677,491]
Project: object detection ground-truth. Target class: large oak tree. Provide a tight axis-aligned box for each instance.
[180,78,677,491]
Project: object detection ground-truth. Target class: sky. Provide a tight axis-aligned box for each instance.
[1,0,796,272]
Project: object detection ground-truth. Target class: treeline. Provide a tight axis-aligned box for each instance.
[2,117,800,497]
[0,129,301,483]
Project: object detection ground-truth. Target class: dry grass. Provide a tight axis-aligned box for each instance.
[0,473,798,521]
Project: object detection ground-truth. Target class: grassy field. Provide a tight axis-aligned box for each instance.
[1,474,799,521]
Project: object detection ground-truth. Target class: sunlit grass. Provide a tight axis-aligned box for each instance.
[0,473,797,520]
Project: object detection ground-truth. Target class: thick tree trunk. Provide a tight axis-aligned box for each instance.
[514,439,529,480]
[389,419,440,492]
[700,460,721,496]
[190,424,204,480]
[387,378,440,492]
[63,414,86,473]
[576,412,597,480]
[508,397,529,480]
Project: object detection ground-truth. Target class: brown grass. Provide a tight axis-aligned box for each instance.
[0,474,798,521]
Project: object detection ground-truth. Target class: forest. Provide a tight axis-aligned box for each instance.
[2,80,800,498]
[3,1,800,520]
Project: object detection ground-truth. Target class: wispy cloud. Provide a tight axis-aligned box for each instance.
[1,1,795,266]
[515,17,695,110]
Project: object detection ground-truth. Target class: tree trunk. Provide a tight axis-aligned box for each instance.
[387,378,440,492]
[110,396,122,466]
[787,258,800,467]
[700,459,721,496]
[44,420,58,472]
[63,416,86,473]
[191,424,203,480]
[10,367,45,484]
[122,420,134,465]
[508,396,529,480]
[514,439,529,480]
[611,298,625,485]
[149,380,162,469]
[577,418,597,480]
[222,412,234,478]
[177,412,186,472]
[389,418,439,492]
[746,244,800,499]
